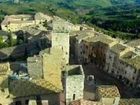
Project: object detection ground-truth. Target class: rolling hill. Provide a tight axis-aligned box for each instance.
[0,0,140,40]
[0,0,139,8]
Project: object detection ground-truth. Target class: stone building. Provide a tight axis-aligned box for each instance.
[96,85,120,105]
[47,16,80,33]
[27,56,43,79]
[119,51,140,87]
[34,12,52,24]
[104,43,128,75]
[51,32,69,64]
[127,39,140,54]
[119,98,140,105]
[71,29,140,88]
[0,36,50,61]
[1,13,52,32]
[69,30,95,63]
[82,34,116,67]
[27,47,65,91]
[73,32,117,67]
[63,65,85,105]
[104,43,139,87]
[0,62,12,105]
[0,47,65,105]
[1,14,35,32]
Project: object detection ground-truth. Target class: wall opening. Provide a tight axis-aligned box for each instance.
[15,101,22,105]
[73,94,76,100]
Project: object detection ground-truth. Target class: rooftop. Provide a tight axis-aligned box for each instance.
[65,65,84,76]
[9,79,61,98]
[119,98,140,105]
[97,85,120,98]
[127,39,140,47]
[111,44,126,54]
[35,12,52,21]
[121,53,140,70]
[47,16,73,33]
[120,51,137,59]
[21,26,42,36]
[70,30,95,38]
[9,47,65,98]
[71,99,103,105]
[84,34,114,45]
[1,14,34,25]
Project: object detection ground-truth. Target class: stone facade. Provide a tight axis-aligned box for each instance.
[35,12,52,24]
[64,65,85,105]
[51,32,69,64]
[27,56,43,79]
[48,16,79,33]
[72,29,140,88]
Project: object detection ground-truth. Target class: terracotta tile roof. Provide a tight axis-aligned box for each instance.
[119,99,140,105]
[97,85,120,98]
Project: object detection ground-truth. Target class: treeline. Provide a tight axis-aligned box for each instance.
[83,4,140,39]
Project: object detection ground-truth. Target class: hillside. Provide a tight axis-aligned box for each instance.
[83,4,140,39]
[21,0,138,8]
[0,0,138,8]
[0,0,140,40]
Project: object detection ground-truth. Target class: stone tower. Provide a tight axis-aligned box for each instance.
[64,65,85,105]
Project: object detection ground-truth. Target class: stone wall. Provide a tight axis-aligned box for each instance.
[51,32,69,64]
[65,75,84,105]
[27,56,43,79]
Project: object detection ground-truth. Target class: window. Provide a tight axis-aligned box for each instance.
[83,50,85,54]
[15,101,22,105]
[109,56,112,59]
[36,95,41,105]
[25,100,29,105]
[73,94,76,100]
[111,71,114,74]
[86,45,88,49]
[134,69,136,74]
[92,46,95,50]
[125,71,127,74]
